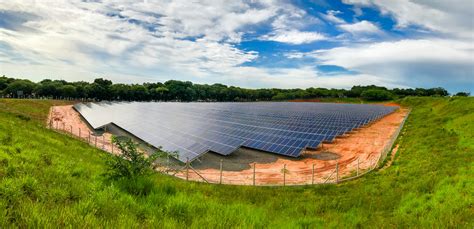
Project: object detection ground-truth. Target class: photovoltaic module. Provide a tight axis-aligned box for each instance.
[73,102,397,162]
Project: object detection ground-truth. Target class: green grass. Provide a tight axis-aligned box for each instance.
[0,98,473,227]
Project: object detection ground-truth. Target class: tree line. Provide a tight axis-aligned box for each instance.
[0,75,469,102]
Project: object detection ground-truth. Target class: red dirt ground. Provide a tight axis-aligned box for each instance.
[178,107,408,185]
[48,104,408,186]
[48,105,118,155]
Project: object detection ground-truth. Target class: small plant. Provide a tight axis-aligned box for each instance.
[105,136,159,179]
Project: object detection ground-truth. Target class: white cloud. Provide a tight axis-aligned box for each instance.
[342,0,474,38]
[194,66,406,89]
[0,0,275,82]
[316,39,473,67]
[314,39,474,89]
[338,20,382,34]
[322,11,382,36]
[323,10,345,24]
[0,0,472,93]
[0,0,350,89]
[260,3,325,45]
[271,3,322,30]
[260,30,326,44]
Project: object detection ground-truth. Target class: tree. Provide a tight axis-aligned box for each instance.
[73,82,88,98]
[150,87,169,100]
[165,80,194,101]
[59,85,77,98]
[272,93,289,101]
[35,80,63,98]
[307,87,331,98]
[347,85,387,98]
[85,79,113,100]
[84,78,113,100]
[361,89,393,101]
[427,87,449,96]
[0,75,452,101]
[455,92,470,97]
[110,84,132,100]
[93,78,112,87]
[5,80,36,97]
[131,85,149,101]
[391,88,416,97]
[0,76,11,91]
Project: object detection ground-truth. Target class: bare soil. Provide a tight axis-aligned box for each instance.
[48,104,409,185]
[48,105,118,155]
[178,106,408,185]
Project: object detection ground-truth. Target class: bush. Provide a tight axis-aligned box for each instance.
[361,89,393,101]
[455,92,470,97]
[105,136,158,179]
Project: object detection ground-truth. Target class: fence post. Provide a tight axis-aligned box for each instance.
[186,158,190,181]
[55,121,58,129]
[102,135,105,149]
[357,157,360,176]
[95,135,97,147]
[311,164,315,185]
[336,162,339,183]
[253,163,256,186]
[219,159,223,184]
[79,128,81,139]
[283,164,286,186]
[62,122,65,131]
[70,125,72,135]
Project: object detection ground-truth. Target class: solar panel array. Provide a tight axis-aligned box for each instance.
[74,102,397,163]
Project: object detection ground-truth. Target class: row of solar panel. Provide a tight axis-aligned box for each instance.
[110,102,392,130]
[183,104,395,122]
[114,109,331,158]
[77,102,386,161]
[184,104,393,119]
[74,102,396,162]
[150,105,386,129]
[146,108,359,136]
[158,104,391,124]
[133,107,342,141]
[79,104,330,160]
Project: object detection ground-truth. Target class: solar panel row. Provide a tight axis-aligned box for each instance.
[73,102,396,163]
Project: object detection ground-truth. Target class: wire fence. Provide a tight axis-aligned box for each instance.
[47,114,121,156]
[48,108,410,186]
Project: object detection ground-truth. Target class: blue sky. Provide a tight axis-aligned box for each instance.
[0,0,473,93]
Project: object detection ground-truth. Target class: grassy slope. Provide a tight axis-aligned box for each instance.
[0,98,472,227]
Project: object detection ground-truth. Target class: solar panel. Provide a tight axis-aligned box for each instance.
[73,102,397,163]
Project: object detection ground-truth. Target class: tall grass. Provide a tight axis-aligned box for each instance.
[0,98,472,227]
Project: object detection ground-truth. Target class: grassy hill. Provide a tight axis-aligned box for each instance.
[0,98,472,227]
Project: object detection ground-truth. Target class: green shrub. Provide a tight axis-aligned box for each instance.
[105,136,158,179]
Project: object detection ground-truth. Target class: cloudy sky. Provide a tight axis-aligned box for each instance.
[1,0,473,93]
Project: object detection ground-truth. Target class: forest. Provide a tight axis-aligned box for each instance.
[0,75,466,102]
